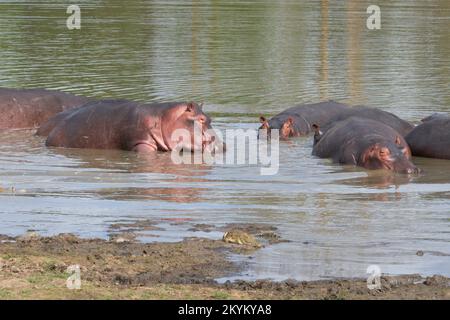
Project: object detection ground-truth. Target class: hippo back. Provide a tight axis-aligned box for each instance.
[268,101,350,135]
[45,100,146,150]
[36,105,86,137]
[44,99,197,151]
[0,88,90,129]
[321,106,414,137]
[405,114,450,159]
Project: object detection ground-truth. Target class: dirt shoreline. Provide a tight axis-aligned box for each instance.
[0,232,448,300]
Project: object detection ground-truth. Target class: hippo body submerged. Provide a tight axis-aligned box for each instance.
[259,101,350,139]
[405,113,450,160]
[44,99,220,153]
[319,106,414,137]
[36,106,84,137]
[0,88,90,129]
[313,117,419,174]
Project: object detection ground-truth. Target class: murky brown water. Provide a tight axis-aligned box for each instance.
[0,0,449,280]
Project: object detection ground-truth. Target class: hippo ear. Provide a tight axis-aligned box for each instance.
[312,124,323,145]
[186,102,194,112]
[395,136,402,146]
[259,116,270,130]
[312,124,320,133]
[198,102,204,110]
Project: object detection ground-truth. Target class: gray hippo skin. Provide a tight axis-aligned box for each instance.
[0,88,90,129]
[36,106,84,137]
[317,106,414,137]
[259,101,350,139]
[45,99,222,153]
[405,113,450,159]
[313,117,419,174]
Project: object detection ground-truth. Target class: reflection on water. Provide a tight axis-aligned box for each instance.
[0,1,449,280]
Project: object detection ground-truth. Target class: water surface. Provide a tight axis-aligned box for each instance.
[0,0,449,280]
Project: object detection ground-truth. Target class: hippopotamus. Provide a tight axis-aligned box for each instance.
[36,106,83,137]
[316,106,414,137]
[259,101,350,139]
[312,117,420,174]
[43,99,222,153]
[405,113,450,159]
[0,88,90,129]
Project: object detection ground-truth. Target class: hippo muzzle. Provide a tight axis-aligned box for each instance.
[361,143,420,175]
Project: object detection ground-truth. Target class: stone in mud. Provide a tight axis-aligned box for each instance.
[222,230,262,248]
[109,232,137,243]
[17,231,41,241]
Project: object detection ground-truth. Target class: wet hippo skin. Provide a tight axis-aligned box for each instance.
[44,99,222,153]
[319,106,414,137]
[313,117,419,174]
[0,88,91,129]
[259,101,351,139]
[405,113,450,160]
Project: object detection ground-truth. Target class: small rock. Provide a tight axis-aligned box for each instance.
[223,230,262,248]
[109,232,136,243]
[424,275,448,286]
[114,237,128,243]
[18,231,40,241]
[11,266,20,273]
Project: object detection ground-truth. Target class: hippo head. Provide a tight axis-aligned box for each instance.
[160,102,220,153]
[360,137,419,174]
[259,116,295,140]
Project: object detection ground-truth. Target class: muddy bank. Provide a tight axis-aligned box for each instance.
[0,232,449,300]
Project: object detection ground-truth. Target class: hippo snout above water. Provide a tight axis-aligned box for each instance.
[313,117,420,174]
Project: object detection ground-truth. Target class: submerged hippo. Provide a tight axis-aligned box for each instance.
[36,106,84,137]
[259,101,350,139]
[44,99,222,153]
[317,106,414,137]
[405,113,450,159]
[0,88,90,129]
[312,117,419,174]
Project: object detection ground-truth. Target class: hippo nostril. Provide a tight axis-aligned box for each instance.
[405,167,420,175]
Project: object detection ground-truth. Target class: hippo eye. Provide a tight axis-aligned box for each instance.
[401,147,411,157]
[379,148,390,157]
